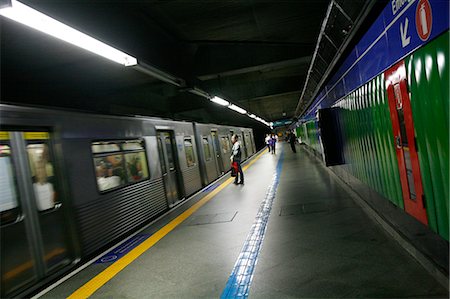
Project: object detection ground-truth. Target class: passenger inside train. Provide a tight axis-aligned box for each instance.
[32,160,56,211]
[95,162,121,192]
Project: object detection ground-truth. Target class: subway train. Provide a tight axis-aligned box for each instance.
[0,104,257,297]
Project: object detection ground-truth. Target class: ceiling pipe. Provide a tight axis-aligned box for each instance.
[294,0,335,116]
[133,62,185,87]
[294,0,378,119]
[185,87,211,99]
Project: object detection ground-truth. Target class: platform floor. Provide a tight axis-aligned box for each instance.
[41,143,447,298]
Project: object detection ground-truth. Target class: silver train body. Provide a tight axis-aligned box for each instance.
[0,104,257,297]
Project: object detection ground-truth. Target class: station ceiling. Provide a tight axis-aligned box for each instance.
[1,0,385,129]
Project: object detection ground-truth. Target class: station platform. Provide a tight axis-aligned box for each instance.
[38,143,447,298]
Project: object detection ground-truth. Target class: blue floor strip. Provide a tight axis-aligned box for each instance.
[221,150,284,299]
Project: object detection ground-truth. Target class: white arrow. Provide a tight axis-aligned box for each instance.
[400,18,411,48]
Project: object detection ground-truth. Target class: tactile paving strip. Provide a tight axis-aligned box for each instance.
[221,150,284,299]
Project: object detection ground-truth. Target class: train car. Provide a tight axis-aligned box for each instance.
[296,1,449,242]
[193,123,257,186]
[0,104,256,297]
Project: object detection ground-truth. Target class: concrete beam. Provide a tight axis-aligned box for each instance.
[198,56,311,81]
[193,42,313,78]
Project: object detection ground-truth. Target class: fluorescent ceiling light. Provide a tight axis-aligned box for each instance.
[0,0,137,66]
[228,104,247,114]
[210,96,230,106]
[209,96,267,125]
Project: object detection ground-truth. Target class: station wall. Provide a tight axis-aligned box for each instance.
[297,32,449,240]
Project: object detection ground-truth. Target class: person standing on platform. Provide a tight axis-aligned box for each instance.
[289,130,297,153]
[269,134,276,155]
[265,134,271,153]
[230,134,244,184]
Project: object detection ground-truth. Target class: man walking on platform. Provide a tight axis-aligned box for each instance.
[289,130,297,153]
[230,134,244,184]
[269,134,276,154]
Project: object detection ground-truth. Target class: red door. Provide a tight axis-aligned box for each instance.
[385,61,428,225]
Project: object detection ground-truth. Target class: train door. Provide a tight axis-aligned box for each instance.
[1,131,73,297]
[385,61,428,225]
[211,131,224,174]
[250,132,256,154]
[240,133,247,159]
[156,131,182,207]
[244,133,252,157]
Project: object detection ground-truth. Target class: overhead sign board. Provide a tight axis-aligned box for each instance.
[272,119,293,127]
[302,0,449,120]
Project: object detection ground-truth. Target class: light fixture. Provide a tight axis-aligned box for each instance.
[0,0,137,66]
[209,95,269,126]
[210,96,230,106]
[186,87,210,99]
[228,104,247,114]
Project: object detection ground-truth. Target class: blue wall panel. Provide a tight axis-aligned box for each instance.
[302,0,449,120]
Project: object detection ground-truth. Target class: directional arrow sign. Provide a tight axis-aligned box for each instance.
[400,18,411,47]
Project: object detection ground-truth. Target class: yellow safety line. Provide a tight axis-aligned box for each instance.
[67,149,268,299]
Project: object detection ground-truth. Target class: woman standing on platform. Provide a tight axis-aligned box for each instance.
[230,134,244,184]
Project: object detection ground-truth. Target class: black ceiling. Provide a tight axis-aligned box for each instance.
[1,0,383,129]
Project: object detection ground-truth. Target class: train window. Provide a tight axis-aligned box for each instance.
[124,152,149,182]
[91,142,121,154]
[122,141,144,151]
[220,137,230,153]
[91,139,149,192]
[94,155,125,192]
[184,138,195,167]
[164,137,175,170]
[202,138,212,161]
[157,137,167,174]
[25,132,59,212]
[0,141,21,224]
[122,140,149,183]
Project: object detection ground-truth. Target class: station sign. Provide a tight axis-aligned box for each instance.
[302,0,449,120]
[382,0,446,66]
[416,0,433,41]
[272,119,293,127]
